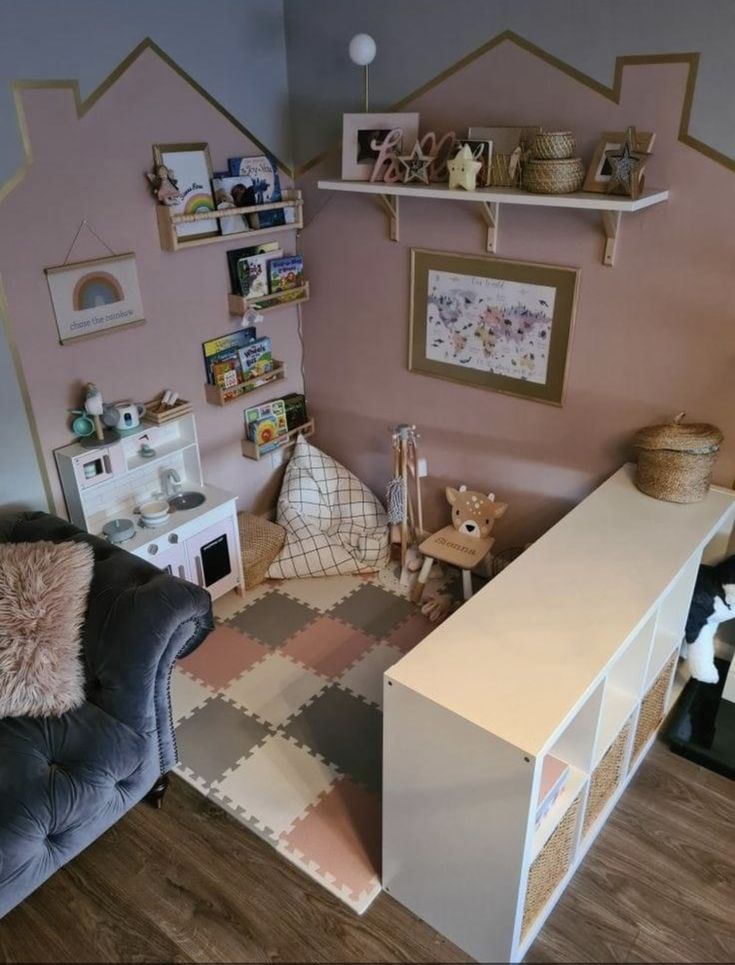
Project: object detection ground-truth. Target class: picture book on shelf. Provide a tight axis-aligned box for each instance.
[245,398,288,453]
[226,155,292,229]
[202,327,256,391]
[211,175,252,235]
[237,249,282,301]
[238,335,273,382]
[227,242,280,295]
[268,255,304,299]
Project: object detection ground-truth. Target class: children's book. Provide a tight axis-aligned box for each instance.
[244,398,288,453]
[237,250,281,300]
[202,328,256,385]
[238,336,273,382]
[227,242,280,295]
[227,155,287,229]
[268,255,304,299]
[535,755,569,828]
[211,175,252,235]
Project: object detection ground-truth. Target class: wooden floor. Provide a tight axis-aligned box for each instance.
[1,742,733,964]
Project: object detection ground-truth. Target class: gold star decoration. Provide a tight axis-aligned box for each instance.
[398,141,433,184]
[447,144,482,191]
[604,126,651,200]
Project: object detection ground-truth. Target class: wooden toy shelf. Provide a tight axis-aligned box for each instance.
[241,418,315,461]
[156,190,303,252]
[228,282,310,316]
[204,360,286,407]
[317,180,669,267]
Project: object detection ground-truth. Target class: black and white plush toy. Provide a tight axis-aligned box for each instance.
[684,555,735,683]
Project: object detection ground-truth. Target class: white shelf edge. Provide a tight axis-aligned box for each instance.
[593,686,638,765]
[531,765,587,859]
[317,178,669,213]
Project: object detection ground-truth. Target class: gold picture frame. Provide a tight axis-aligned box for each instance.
[408,249,579,406]
[152,142,218,240]
[583,130,656,193]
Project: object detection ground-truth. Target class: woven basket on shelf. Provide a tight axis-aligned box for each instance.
[633,412,723,504]
[531,131,576,160]
[632,653,677,763]
[489,152,521,187]
[582,720,631,838]
[522,794,580,937]
[238,511,286,589]
[522,158,585,194]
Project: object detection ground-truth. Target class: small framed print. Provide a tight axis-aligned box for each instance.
[409,249,579,406]
[583,131,656,193]
[153,142,218,240]
[45,253,145,344]
[342,113,420,180]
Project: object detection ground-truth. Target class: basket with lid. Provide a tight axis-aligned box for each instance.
[633,412,723,503]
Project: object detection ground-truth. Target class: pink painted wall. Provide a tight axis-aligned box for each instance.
[0,48,303,517]
[299,44,735,548]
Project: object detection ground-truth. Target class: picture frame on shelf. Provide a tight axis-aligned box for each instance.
[583,130,655,193]
[45,253,145,345]
[152,142,218,240]
[408,249,579,406]
[342,112,420,180]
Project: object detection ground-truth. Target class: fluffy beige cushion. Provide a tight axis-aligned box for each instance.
[0,540,94,718]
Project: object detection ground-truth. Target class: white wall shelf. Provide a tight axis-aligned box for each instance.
[317,179,669,266]
[383,465,735,963]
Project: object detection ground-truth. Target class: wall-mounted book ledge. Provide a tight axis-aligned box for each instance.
[157,190,303,252]
[228,282,310,316]
[241,418,315,461]
[205,360,286,407]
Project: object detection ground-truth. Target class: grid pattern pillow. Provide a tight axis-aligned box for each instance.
[268,436,389,579]
[0,540,94,718]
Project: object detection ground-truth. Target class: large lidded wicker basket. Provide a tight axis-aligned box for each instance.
[633,412,723,503]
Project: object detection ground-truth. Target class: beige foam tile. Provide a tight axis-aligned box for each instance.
[279,574,366,612]
[170,666,216,723]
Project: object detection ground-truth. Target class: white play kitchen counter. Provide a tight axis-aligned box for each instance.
[54,413,243,598]
[383,464,735,963]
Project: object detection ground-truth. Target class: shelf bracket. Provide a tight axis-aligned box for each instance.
[601,210,622,267]
[479,201,500,253]
[378,194,400,242]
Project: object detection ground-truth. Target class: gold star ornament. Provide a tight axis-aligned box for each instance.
[604,126,651,200]
[447,144,482,191]
[398,141,433,184]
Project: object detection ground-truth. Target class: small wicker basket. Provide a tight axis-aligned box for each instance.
[237,511,286,589]
[490,152,521,188]
[522,158,585,194]
[633,412,723,503]
[531,131,576,160]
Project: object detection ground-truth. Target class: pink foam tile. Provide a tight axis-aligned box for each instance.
[279,777,381,901]
[178,624,269,690]
[281,615,375,679]
[385,611,436,654]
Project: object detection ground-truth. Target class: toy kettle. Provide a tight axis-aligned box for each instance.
[114,402,146,430]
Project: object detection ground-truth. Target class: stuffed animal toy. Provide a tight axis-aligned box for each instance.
[446,485,507,539]
[145,164,181,206]
[683,555,735,683]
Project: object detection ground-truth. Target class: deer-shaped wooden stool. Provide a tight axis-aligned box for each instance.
[410,486,507,603]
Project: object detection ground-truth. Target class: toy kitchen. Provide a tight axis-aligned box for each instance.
[55,411,243,600]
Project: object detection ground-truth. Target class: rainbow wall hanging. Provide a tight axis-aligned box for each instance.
[45,253,145,344]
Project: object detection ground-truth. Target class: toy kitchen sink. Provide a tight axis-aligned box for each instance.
[54,413,243,599]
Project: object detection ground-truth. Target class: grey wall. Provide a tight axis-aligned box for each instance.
[283,0,735,167]
[0,0,291,189]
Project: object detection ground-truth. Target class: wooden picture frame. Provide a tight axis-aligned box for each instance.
[342,113,420,181]
[45,253,145,344]
[153,142,218,240]
[583,130,655,193]
[408,249,579,406]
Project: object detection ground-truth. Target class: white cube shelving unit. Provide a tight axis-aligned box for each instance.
[383,465,735,963]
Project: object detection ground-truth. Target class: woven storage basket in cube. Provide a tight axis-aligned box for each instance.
[632,653,676,762]
[238,512,286,589]
[582,719,631,838]
[522,794,580,938]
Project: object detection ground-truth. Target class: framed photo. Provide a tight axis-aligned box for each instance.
[583,130,655,193]
[342,113,419,180]
[408,249,579,406]
[45,253,145,344]
[153,142,217,240]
